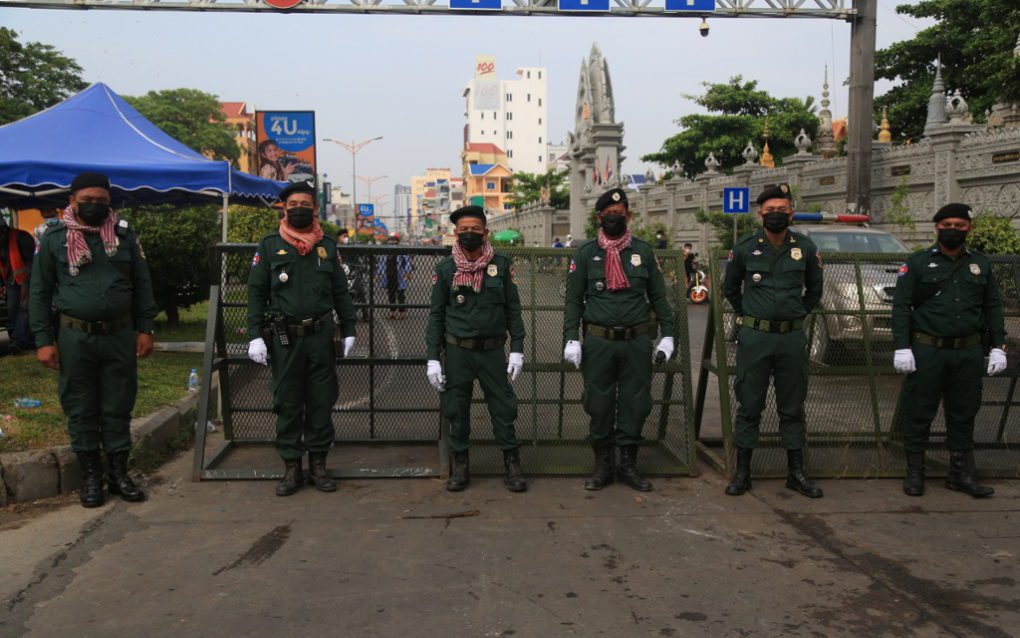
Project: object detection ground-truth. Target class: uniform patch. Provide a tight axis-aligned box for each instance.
[816,252,823,269]
[726,250,734,262]
[569,259,577,273]
[432,273,438,285]
[317,246,328,259]
[252,252,261,266]
[276,249,288,255]
[898,263,909,277]
[487,264,498,277]
[790,248,802,261]
[752,249,762,256]
[970,264,981,275]
[631,254,641,267]
[510,265,517,284]
[136,237,146,260]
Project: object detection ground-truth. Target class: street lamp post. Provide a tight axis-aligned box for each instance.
[323,136,383,241]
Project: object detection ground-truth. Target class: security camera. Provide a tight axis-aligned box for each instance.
[699,18,709,37]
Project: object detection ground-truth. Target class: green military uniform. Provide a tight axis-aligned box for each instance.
[892,245,1006,454]
[722,228,824,450]
[563,238,674,446]
[247,232,356,460]
[29,221,158,454]
[425,253,525,452]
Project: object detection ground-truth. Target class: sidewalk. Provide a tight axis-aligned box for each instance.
[1,450,1016,637]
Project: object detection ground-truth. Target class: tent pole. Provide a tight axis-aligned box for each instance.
[221,193,228,243]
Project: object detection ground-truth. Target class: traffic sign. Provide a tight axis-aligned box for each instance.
[450,0,501,9]
[664,0,715,11]
[559,0,610,12]
[723,187,750,214]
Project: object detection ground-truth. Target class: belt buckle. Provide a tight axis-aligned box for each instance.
[612,326,627,340]
[301,318,314,328]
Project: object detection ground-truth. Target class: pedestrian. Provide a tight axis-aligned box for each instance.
[892,203,1007,498]
[683,243,695,288]
[246,181,357,497]
[562,187,675,492]
[425,205,527,493]
[552,237,564,248]
[29,172,157,508]
[32,208,61,246]
[655,231,667,250]
[376,232,412,319]
[1,216,36,354]
[565,234,573,248]
[722,183,824,498]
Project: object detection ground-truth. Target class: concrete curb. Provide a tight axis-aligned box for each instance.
[0,385,210,505]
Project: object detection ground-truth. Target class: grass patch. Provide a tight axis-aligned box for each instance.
[0,351,202,453]
[154,301,209,342]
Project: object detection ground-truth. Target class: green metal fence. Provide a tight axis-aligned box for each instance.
[695,250,1020,478]
[193,244,697,480]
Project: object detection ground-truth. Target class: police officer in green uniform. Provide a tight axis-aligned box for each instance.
[30,172,157,508]
[247,181,357,497]
[722,183,824,498]
[425,205,527,493]
[563,188,675,492]
[892,203,1007,498]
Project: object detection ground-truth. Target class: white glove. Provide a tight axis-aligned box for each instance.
[507,352,524,381]
[893,348,916,375]
[563,340,582,369]
[343,336,356,357]
[248,337,268,365]
[426,359,446,392]
[655,336,675,361]
[987,348,1007,376]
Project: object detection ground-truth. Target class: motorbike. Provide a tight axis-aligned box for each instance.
[687,261,709,304]
[342,261,370,322]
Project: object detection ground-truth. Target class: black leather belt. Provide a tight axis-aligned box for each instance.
[913,332,981,349]
[739,315,804,334]
[286,313,334,337]
[59,313,132,335]
[446,334,506,351]
[583,321,657,341]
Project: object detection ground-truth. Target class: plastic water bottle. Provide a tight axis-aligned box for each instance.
[187,369,199,393]
[13,398,41,408]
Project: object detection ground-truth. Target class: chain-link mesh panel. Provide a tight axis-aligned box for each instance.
[696,251,1020,478]
[194,243,697,478]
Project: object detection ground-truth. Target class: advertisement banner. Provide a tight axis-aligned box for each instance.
[356,203,375,235]
[255,111,317,184]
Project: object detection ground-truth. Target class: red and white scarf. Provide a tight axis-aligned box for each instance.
[452,240,494,293]
[597,228,633,291]
[279,216,324,256]
[62,206,119,276]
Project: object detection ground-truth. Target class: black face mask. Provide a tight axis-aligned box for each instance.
[77,202,110,227]
[938,228,967,250]
[458,231,485,252]
[600,214,627,238]
[762,212,791,233]
[286,207,314,229]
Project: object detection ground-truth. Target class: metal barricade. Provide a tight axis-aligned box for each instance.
[695,251,1020,478]
[193,244,697,480]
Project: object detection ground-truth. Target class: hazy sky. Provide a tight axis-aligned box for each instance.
[3,3,930,213]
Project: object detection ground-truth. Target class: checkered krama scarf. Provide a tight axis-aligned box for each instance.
[597,227,632,291]
[451,239,494,293]
[61,206,119,275]
[279,216,324,256]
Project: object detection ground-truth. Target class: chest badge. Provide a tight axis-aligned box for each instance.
[752,273,762,283]
[278,272,289,284]
[317,246,328,259]
[752,249,762,256]
[455,294,466,306]
[970,264,981,275]
[593,256,602,261]
[595,281,605,291]
[790,248,803,261]
[487,264,498,277]
[630,254,642,267]
[276,249,288,255]
[927,262,938,268]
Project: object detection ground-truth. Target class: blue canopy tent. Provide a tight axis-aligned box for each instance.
[0,82,287,239]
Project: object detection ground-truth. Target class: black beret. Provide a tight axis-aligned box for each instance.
[595,188,628,212]
[756,183,792,205]
[450,205,486,225]
[70,172,111,193]
[278,180,316,203]
[933,203,972,223]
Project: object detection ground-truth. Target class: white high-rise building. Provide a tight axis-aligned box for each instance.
[463,56,549,175]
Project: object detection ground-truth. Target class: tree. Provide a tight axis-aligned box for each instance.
[507,169,569,209]
[125,88,239,164]
[875,0,1020,142]
[968,213,1020,255]
[0,27,87,125]
[643,77,819,178]
[696,210,760,251]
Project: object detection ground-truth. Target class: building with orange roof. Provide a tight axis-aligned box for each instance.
[218,102,257,174]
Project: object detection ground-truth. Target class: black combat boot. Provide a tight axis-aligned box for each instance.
[584,442,614,491]
[617,445,653,492]
[785,449,823,498]
[276,458,304,497]
[446,450,470,492]
[502,448,527,493]
[945,451,994,498]
[903,453,925,497]
[106,451,145,502]
[725,447,753,496]
[76,451,105,508]
[308,452,337,492]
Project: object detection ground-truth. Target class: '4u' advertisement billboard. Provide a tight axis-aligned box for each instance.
[255,111,317,184]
